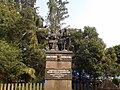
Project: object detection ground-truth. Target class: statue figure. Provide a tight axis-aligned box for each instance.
[57,30,64,51]
[47,30,57,50]
[62,29,70,50]
[47,28,70,51]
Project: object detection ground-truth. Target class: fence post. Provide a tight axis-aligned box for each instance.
[40,83,42,90]
[15,83,17,90]
[18,83,21,90]
[4,83,7,90]
[26,83,29,90]
[0,83,3,90]
[7,83,10,90]
[11,83,14,90]
[22,83,25,90]
[33,83,36,90]
[37,83,39,90]
[30,83,32,90]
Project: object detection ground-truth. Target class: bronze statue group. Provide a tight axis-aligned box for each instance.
[47,29,70,51]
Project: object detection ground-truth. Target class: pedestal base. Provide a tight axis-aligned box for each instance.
[44,80,72,90]
[45,50,72,90]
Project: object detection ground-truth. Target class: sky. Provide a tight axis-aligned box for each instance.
[36,0,120,48]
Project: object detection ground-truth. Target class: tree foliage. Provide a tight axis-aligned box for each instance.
[0,40,25,81]
[0,32,41,81]
[100,47,119,77]
[70,26,106,78]
[47,0,69,31]
[113,45,120,75]
[0,1,21,42]
[114,45,120,64]
[0,0,45,82]
[70,26,120,78]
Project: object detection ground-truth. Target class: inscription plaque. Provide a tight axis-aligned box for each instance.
[46,56,57,58]
[46,55,72,61]
[46,55,72,59]
[45,69,72,80]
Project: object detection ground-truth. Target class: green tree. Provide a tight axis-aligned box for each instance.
[70,26,106,78]
[0,0,45,81]
[19,6,46,78]
[100,47,119,77]
[0,1,21,42]
[113,45,120,76]
[21,0,36,8]
[114,45,120,64]
[47,0,69,31]
[0,40,35,82]
[15,1,45,78]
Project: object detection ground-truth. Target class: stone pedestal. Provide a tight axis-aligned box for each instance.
[44,50,72,90]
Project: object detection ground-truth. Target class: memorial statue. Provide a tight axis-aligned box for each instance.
[47,28,70,51]
[62,29,70,50]
[57,30,64,51]
[47,30,57,50]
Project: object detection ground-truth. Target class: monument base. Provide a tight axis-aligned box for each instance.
[45,50,72,90]
[44,80,72,90]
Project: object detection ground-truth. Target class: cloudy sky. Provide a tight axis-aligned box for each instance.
[36,0,120,48]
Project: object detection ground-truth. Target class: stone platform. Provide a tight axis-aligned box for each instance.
[44,50,72,90]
